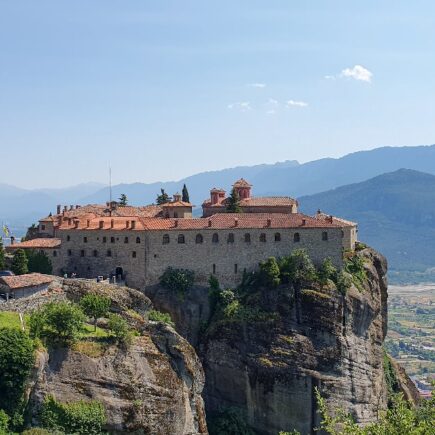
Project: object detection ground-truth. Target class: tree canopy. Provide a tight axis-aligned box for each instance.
[226,188,241,213]
[11,249,28,275]
[80,294,111,331]
[156,189,171,205]
[182,184,190,203]
[118,193,128,206]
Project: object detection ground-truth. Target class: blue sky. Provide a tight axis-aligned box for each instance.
[1,1,434,188]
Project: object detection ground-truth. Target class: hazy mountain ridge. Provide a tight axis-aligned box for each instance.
[299,168,435,282]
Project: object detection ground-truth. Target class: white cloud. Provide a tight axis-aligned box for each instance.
[286,99,308,108]
[267,98,279,106]
[227,101,252,112]
[247,83,266,88]
[340,65,373,82]
[324,75,336,80]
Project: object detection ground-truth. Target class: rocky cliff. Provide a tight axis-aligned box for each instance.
[148,247,416,434]
[14,279,208,434]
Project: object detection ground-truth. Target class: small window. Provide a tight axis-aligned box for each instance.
[178,234,185,244]
[174,212,178,218]
[136,237,141,244]
[341,230,344,238]
[212,233,219,243]
[124,236,129,244]
[80,250,85,257]
[244,233,251,243]
[106,250,112,257]
[103,236,107,243]
[212,264,216,274]
[294,233,300,243]
[274,232,281,242]
[67,235,71,242]
[163,234,170,244]
[111,237,115,243]
[41,224,46,231]
[83,237,87,243]
[93,250,98,257]
[53,250,57,257]
[195,234,203,244]
[234,264,238,274]
[260,233,266,242]
[227,233,234,243]
[67,249,72,256]
[132,251,137,258]
[322,231,328,241]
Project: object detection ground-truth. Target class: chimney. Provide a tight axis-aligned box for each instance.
[76,205,81,209]
[126,220,130,229]
[208,219,212,227]
[329,215,334,223]
[131,220,136,229]
[63,205,68,212]
[70,205,73,211]
[234,218,238,227]
[10,236,15,245]
[57,205,61,214]
[174,220,178,228]
[99,220,104,229]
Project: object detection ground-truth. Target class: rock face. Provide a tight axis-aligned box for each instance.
[21,279,207,434]
[152,247,401,434]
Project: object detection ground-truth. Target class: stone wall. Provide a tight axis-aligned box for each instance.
[145,227,344,287]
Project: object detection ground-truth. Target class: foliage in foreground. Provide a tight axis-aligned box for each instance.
[160,267,195,298]
[40,395,106,435]
[27,250,53,274]
[280,387,434,435]
[208,407,254,435]
[0,328,35,429]
[80,294,111,331]
[11,248,28,275]
[107,313,131,344]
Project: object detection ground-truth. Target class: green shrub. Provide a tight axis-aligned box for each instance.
[259,257,281,288]
[40,395,106,435]
[0,328,35,429]
[148,310,175,327]
[317,258,337,287]
[160,267,195,298]
[80,294,111,331]
[0,410,9,435]
[11,249,28,275]
[107,314,130,344]
[279,249,317,286]
[208,407,254,435]
[336,271,352,295]
[344,254,367,291]
[30,302,85,342]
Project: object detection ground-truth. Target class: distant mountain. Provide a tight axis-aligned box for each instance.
[299,169,435,283]
[80,145,435,207]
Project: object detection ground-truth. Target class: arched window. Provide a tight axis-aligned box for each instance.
[162,234,170,244]
[212,233,219,243]
[80,250,85,257]
[212,264,216,274]
[294,232,300,243]
[93,250,98,257]
[83,237,88,243]
[322,231,328,241]
[178,234,185,244]
[124,236,129,243]
[274,232,281,242]
[67,249,72,256]
[103,236,107,243]
[110,237,115,243]
[106,250,112,257]
[244,233,251,243]
[174,212,178,218]
[53,250,57,257]
[67,235,71,242]
[260,233,266,242]
[136,237,141,244]
[227,233,234,243]
[132,251,137,258]
[195,234,203,244]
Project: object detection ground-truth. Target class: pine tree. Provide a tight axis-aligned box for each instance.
[11,249,28,275]
[0,237,5,270]
[182,184,190,203]
[226,188,242,213]
[119,193,128,206]
[156,189,171,205]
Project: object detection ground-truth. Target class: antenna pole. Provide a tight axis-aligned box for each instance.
[109,166,112,204]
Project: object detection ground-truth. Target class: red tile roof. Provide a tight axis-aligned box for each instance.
[6,238,61,250]
[203,196,297,207]
[0,273,54,290]
[162,201,193,207]
[315,211,357,227]
[141,213,344,230]
[233,178,252,187]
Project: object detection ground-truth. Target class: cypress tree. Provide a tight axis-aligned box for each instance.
[156,189,171,205]
[182,184,190,203]
[0,237,5,270]
[11,249,28,275]
[226,188,242,213]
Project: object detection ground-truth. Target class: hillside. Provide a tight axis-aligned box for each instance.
[299,169,435,282]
